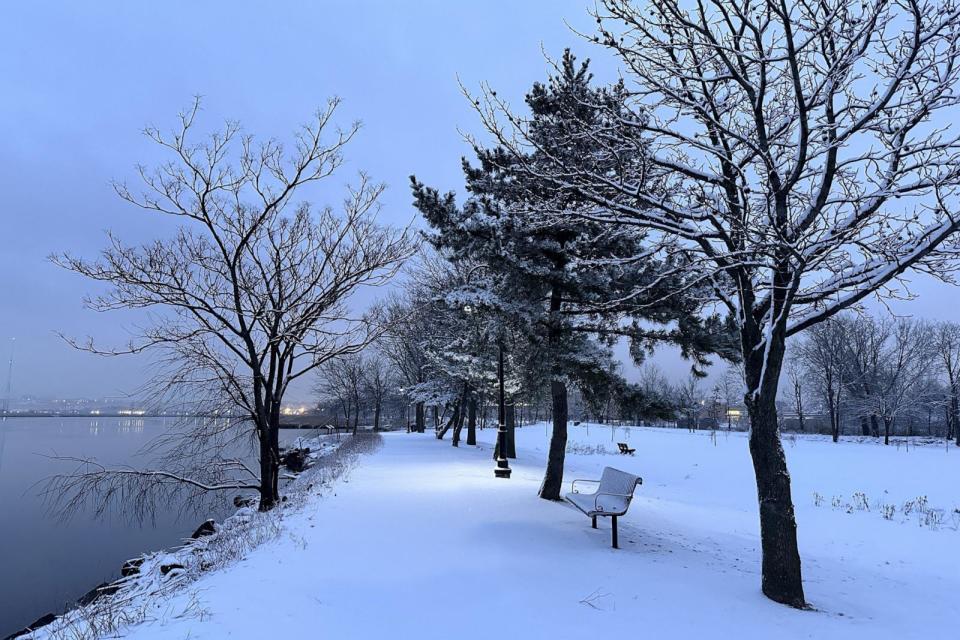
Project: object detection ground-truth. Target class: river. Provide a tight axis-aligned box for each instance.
[0,416,303,638]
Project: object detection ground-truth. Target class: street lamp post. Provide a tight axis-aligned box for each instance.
[464,294,510,478]
[494,339,511,479]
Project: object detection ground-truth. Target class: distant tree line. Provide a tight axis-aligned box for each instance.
[782,315,960,446]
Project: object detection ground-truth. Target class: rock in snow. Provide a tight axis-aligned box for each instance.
[190,519,217,540]
[2,613,56,640]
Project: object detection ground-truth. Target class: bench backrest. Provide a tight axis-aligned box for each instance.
[599,467,641,497]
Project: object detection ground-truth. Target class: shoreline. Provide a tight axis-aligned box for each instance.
[9,433,369,640]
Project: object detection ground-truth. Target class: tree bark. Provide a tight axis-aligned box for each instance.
[745,388,805,607]
[955,392,960,446]
[828,400,838,443]
[452,384,468,446]
[257,411,281,511]
[352,395,359,435]
[951,389,959,445]
[506,402,517,458]
[539,288,567,500]
[467,397,477,445]
[539,379,568,500]
[740,289,805,608]
[415,402,425,433]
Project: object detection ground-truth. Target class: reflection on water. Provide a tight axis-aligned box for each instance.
[0,417,265,637]
[116,418,145,433]
[0,417,6,475]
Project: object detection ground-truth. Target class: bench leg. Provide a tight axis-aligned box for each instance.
[611,515,619,549]
[591,515,597,529]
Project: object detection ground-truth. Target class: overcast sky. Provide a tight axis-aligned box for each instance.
[1,1,956,403]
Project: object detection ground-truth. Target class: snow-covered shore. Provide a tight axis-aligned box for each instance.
[25,424,960,639]
[20,433,366,640]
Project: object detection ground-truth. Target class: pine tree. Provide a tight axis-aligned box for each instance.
[413,51,736,499]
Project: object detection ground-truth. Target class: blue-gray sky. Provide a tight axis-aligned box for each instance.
[0,1,955,402]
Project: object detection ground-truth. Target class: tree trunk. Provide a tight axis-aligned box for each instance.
[827,400,838,443]
[539,379,568,500]
[467,397,477,446]
[745,389,805,607]
[870,413,880,438]
[373,401,381,432]
[741,300,805,608]
[352,396,359,434]
[452,384,468,447]
[860,415,870,437]
[450,406,461,445]
[438,402,458,441]
[506,402,516,458]
[950,385,960,447]
[415,402,425,433]
[257,411,281,511]
[883,416,892,445]
[539,287,567,501]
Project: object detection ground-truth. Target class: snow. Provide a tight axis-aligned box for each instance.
[35,425,960,639]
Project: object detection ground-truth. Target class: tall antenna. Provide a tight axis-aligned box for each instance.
[2,338,14,415]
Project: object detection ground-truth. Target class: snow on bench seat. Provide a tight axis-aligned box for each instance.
[565,466,642,549]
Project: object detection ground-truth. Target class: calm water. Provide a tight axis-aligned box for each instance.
[0,417,290,637]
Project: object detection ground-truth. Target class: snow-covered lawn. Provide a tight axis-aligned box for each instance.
[78,425,960,639]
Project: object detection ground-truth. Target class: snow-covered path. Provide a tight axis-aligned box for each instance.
[121,426,959,640]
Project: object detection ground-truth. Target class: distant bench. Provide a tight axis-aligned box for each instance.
[565,467,642,549]
[617,442,635,455]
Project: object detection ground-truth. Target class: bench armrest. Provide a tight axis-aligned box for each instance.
[592,491,638,514]
[571,478,600,494]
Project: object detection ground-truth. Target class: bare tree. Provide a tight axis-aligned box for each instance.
[933,321,960,445]
[795,318,848,442]
[842,316,935,443]
[785,360,807,433]
[873,319,935,444]
[362,352,394,431]
[317,354,366,434]
[53,99,415,511]
[717,365,744,430]
[470,0,960,606]
[675,374,703,431]
[842,315,890,437]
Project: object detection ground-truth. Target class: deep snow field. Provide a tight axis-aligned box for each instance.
[33,424,960,640]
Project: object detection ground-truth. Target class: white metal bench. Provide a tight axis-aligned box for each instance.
[565,467,642,549]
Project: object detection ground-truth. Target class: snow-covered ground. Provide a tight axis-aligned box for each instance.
[36,424,960,639]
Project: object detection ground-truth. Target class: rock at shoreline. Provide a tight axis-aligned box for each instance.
[76,581,119,607]
[233,494,256,508]
[121,557,144,577]
[190,519,217,539]
[160,562,185,576]
[2,613,56,640]
[281,448,309,472]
